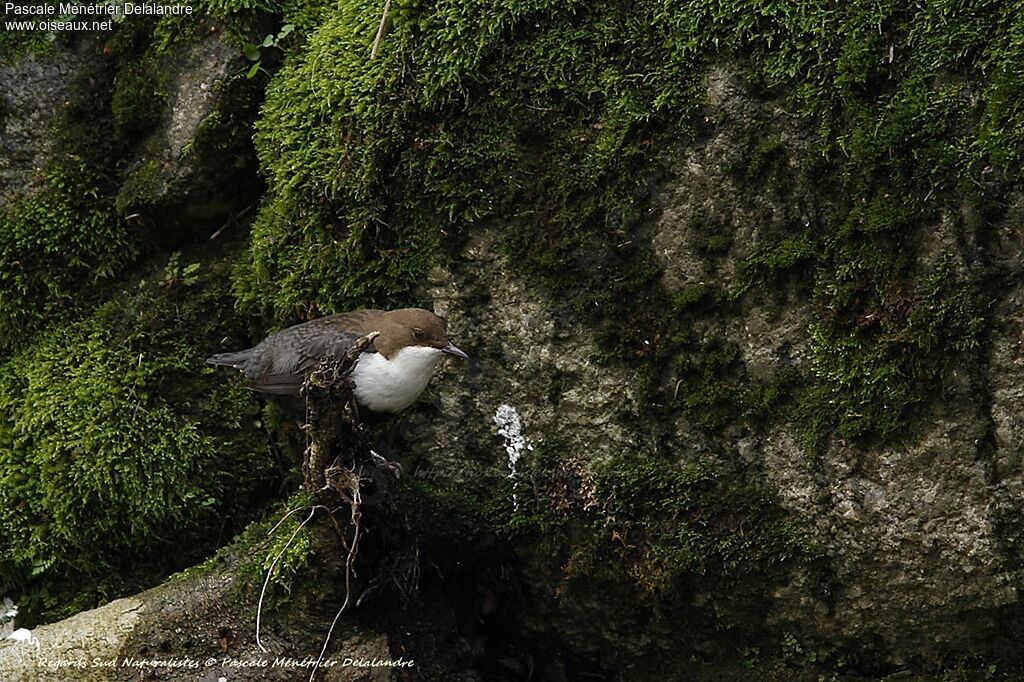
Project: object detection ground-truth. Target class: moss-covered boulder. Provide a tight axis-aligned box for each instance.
[0,162,135,349]
[0,23,261,348]
[0,245,278,624]
[0,17,277,625]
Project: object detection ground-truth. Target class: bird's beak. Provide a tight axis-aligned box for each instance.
[442,341,469,359]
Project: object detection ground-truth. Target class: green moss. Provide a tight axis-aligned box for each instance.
[672,339,744,430]
[803,256,983,441]
[232,0,698,322]
[0,246,277,624]
[111,60,169,136]
[669,336,797,431]
[594,457,809,587]
[471,447,815,666]
[735,233,816,296]
[234,0,1020,446]
[0,21,186,351]
[151,14,206,54]
[193,0,276,14]
[0,3,58,63]
[233,492,318,607]
[0,162,134,350]
[150,0,334,61]
[182,68,265,174]
[687,211,734,258]
[116,159,163,213]
[1,8,272,348]
[672,282,714,310]
[703,233,733,255]
[735,134,790,192]
[0,0,288,627]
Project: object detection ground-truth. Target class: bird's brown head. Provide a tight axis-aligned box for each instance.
[375,308,469,360]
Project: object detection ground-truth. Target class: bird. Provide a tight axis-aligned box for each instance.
[206,308,468,415]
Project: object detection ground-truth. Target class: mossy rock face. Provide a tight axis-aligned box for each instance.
[0,162,135,351]
[111,59,169,137]
[0,44,130,349]
[0,22,263,349]
[0,243,279,625]
[114,33,265,243]
[233,0,1015,453]
[0,47,88,207]
[234,0,705,322]
[235,0,1022,387]
[227,0,1024,674]
[6,0,1024,678]
[0,2,273,628]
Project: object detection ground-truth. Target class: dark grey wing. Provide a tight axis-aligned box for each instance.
[248,372,316,395]
[206,349,255,368]
[244,317,369,396]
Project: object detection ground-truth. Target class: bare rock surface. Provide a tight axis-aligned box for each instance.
[0,47,86,205]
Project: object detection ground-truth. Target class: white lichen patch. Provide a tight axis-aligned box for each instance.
[493,404,531,477]
[4,629,35,645]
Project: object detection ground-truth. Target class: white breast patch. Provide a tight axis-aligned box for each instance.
[351,346,444,413]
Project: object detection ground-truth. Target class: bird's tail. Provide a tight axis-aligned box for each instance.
[206,349,254,369]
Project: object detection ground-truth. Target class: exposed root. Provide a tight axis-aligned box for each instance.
[309,486,362,682]
[293,331,389,681]
[256,505,320,653]
[253,330,405,680]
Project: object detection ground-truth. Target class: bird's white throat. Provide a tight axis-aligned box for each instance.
[351,346,444,413]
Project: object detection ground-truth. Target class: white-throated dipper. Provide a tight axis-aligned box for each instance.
[206,308,468,414]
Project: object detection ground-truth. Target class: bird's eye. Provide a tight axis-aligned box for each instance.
[412,328,424,340]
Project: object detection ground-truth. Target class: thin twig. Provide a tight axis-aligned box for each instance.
[370,0,392,59]
[266,504,317,538]
[210,203,255,240]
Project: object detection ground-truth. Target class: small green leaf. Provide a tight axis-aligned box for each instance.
[242,43,260,61]
[246,61,261,79]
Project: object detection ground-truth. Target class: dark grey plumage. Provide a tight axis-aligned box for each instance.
[207,313,373,396]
